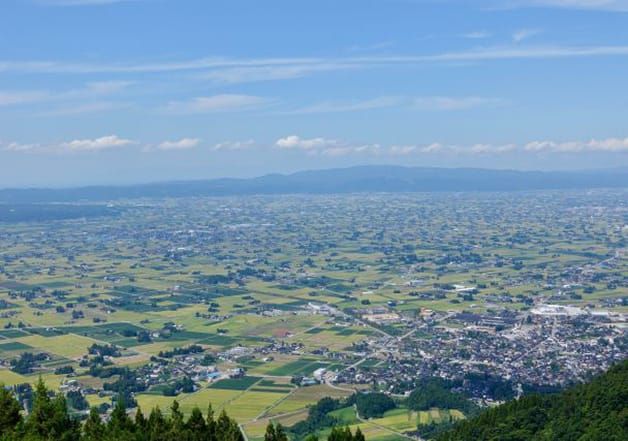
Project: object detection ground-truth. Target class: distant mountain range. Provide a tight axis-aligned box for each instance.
[1,166,627,203]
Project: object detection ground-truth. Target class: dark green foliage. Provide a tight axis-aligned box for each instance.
[327,427,363,441]
[0,385,23,437]
[264,423,287,441]
[88,344,121,357]
[289,397,345,438]
[10,352,49,374]
[437,360,628,441]
[103,369,146,406]
[353,428,365,441]
[0,380,248,441]
[208,376,260,391]
[354,393,396,419]
[66,390,89,411]
[83,407,105,441]
[406,378,478,416]
[161,376,195,396]
[0,380,370,441]
[24,378,81,441]
[157,345,204,359]
[54,366,75,375]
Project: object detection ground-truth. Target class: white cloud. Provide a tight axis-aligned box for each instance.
[513,28,543,43]
[0,81,132,109]
[274,138,518,156]
[508,0,628,11]
[213,140,256,151]
[81,80,134,95]
[59,135,136,152]
[38,0,142,5]
[275,135,379,156]
[463,31,492,39]
[39,101,128,116]
[347,41,395,52]
[389,145,418,155]
[287,96,404,114]
[388,143,517,155]
[468,143,518,154]
[525,137,628,152]
[163,94,269,114]
[197,63,360,85]
[6,135,627,157]
[2,134,136,154]
[418,143,443,154]
[2,142,42,153]
[413,96,504,111]
[285,96,502,114]
[275,135,341,151]
[322,144,381,157]
[0,91,49,106]
[5,45,628,78]
[156,138,201,151]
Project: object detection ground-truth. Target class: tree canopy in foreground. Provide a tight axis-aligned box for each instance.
[437,360,628,441]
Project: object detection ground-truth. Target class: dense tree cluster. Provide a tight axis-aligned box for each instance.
[352,393,396,419]
[0,379,243,441]
[406,378,478,416]
[10,352,49,374]
[88,344,121,358]
[437,360,628,441]
[157,345,204,359]
[289,397,345,438]
[326,427,365,441]
[0,381,372,441]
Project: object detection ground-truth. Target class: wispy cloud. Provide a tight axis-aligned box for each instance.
[162,94,270,114]
[4,45,628,79]
[39,101,129,116]
[275,135,380,156]
[197,63,360,85]
[2,142,42,153]
[37,0,143,5]
[276,135,341,151]
[156,138,201,151]
[347,41,395,52]
[525,137,628,152]
[284,96,503,114]
[3,135,136,154]
[394,142,518,155]
[213,140,256,151]
[60,135,136,152]
[412,96,504,111]
[0,81,133,108]
[0,91,49,106]
[5,135,627,156]
[505,0,628,11]
[463,31,493,39]
[286,96,404,114]
[512,28,543,43]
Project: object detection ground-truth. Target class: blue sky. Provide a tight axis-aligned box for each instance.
[1,0,628,187]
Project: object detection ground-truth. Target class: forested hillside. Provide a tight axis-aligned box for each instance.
[0,379,366,441]
[437,360,628,441]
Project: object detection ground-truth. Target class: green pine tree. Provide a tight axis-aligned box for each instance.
[264,422,276,441]
[186,407,207,441]
[0,385,22,437]
[83,407,105,441]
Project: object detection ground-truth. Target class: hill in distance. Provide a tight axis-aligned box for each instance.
[1,165,627,203]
